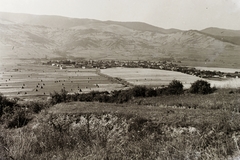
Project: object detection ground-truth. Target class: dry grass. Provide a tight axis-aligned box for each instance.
[2,95,240,159]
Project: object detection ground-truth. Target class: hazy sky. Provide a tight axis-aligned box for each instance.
[0,0,239,30]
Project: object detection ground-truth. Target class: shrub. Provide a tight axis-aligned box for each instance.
[50,89,68,104]
[167,80,184,95]
[116,90,132,103]
[5,108,32,128]
[130,86,147,97]
[145,88,157,97]
[190,80,213,94]
[24,101,50,114]
[0,93,18,117]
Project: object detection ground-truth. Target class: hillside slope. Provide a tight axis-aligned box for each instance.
[200,27,240,45]
[0,12,240,67]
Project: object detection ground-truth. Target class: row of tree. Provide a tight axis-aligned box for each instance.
[50,80,215,105]
[0,79,215,128]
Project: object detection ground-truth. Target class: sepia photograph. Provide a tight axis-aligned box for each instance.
[0,0,240,159]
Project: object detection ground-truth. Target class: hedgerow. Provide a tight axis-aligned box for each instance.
[49,80,186,104]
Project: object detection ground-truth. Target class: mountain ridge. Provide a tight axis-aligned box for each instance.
[0,12,240,68]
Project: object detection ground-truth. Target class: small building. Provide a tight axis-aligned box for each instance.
[60,65,66,69]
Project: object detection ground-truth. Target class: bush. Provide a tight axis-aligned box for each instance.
[189,80,213,94]
[50,89,68,105]
[0,93,18,117]
[145,88,157,97]
[130,86,147,97]
[5,108,32,128]
[167,80,184,95]
[23,101,50,114]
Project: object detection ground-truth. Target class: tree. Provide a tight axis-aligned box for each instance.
[50,89,68,105]
[167,80,184,95]
[189,80,213,94]
[130,86,147,97]
[0,93,18,117]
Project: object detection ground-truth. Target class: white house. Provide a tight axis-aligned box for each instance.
[60,65,67,69]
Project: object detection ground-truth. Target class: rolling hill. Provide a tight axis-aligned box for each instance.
[0,12,240,67]
[200,27,240,46]
[201,27,240,37]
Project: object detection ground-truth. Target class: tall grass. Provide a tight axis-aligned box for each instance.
[1,86,240,159]
[1,109,240,159]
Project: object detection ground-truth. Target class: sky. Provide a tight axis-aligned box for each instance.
[0,0,240,30]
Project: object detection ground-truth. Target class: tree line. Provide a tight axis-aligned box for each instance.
[50,79,216,105]
[0,79,215,128]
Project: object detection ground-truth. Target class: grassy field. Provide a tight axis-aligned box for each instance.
[0,63,124,99]
[2,92,240,159]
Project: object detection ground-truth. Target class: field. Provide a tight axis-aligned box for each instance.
[2,63,240,99]
[101,67,202,88]
[2,63,240,159]
[101,67,240,89]
[0,63,124,99]
[209,78,240,88]
[195,66,240,73]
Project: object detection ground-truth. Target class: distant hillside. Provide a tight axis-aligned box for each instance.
[200,27,240,45]
[201,27,240,37]
[1,12,240,68]
[0,12,100,28]
[0,12,180,35]
[104,21,181,34]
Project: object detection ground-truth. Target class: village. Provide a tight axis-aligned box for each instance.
[43,59,240,79]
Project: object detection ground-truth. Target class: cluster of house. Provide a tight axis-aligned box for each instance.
[52,64,67,69]
[43,60,240,79]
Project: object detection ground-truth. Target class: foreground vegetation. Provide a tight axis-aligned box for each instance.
[1,80,240,159]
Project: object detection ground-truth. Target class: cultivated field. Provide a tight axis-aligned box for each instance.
[209,78,240,88]
[101,67,202,88]
[2,63,240,100]
[195,66,240,73]
[101,67,240,89]
[0,63,124,98]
